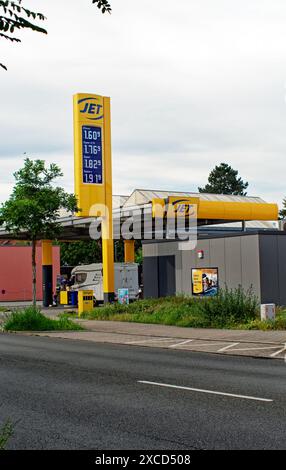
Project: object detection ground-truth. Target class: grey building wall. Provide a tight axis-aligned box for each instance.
[259,234,286,305]
[143,234,261,300]
[142,242,178,298]
[143,257,159,298]
[150,241,182,295]
[143,232,286,305]
[277,236,286,305]
[241,235,261,299]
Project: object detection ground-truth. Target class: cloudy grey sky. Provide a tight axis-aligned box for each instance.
[1,0,286,206]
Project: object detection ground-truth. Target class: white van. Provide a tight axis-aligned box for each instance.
[71,263,139,302]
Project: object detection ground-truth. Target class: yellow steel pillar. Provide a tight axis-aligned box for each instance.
[102,97,115,303]
[42,240,53,307]
[124,240,135,263]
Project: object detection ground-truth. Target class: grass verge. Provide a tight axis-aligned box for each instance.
[82,288,286,331]
[0,307,11,313]
[2,307,84,332]
[0,420,13,450]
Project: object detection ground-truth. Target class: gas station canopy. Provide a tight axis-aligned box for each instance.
[0,189,278,242]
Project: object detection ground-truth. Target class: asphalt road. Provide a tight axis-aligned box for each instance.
[0,333,286,450]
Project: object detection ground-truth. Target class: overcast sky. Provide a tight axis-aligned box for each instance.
[1,0,286,206]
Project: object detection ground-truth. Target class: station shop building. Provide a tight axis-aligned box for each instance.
[143,230,286,305]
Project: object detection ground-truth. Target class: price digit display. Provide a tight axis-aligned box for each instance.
[82,126,103,185]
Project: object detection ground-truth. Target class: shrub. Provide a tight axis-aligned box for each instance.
[198,286,259,328]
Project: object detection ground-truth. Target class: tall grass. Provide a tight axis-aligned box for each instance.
[82,287,262,329]
[0,420,13,450]
[3,307,84,332]
[198,287,258,328]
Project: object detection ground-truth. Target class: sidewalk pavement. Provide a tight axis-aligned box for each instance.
[28,319,286,360]
[78,320,286,344]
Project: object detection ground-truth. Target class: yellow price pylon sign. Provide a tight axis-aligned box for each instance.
[73,93,114,302]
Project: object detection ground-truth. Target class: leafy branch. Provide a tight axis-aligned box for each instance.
[92,0,112,14]
[0,0,112,70]
[0,0,46,69]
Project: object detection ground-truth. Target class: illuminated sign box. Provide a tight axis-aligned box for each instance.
[74,94,108,217]
[82,126,103,185]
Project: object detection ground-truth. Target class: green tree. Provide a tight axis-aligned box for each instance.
[198,163,249,196]
[60,240,102,266]
[60,240,143,266]
[135,245,143,264]
[0,0,111,70]
[0,158,79,306]
[279,199,286,220]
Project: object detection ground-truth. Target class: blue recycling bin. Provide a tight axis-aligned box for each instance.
[69,291,78,307]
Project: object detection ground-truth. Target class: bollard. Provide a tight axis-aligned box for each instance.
[260,304,275,321]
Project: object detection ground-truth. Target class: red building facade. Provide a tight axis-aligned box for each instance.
[0,245,60,302]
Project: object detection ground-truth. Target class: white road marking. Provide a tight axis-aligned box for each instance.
[138,381,273,402]
[124,336,285,360]
[125,337,175,345]
[217,343,240,353]
[228,346,280,352]
[183,342,231,348]
[270,347,286,358]
[169,340,194,348]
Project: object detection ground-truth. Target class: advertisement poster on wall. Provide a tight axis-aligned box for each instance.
[192,268,219,297]
[118,288,129,305]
